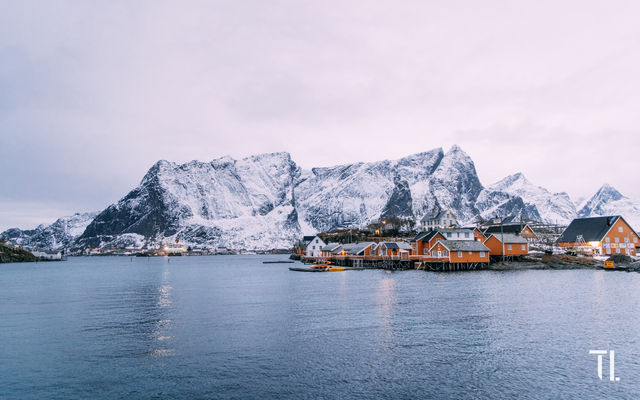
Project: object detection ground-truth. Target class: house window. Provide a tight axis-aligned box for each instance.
[616,248,621,254]
[521,244,526,250]
[507,244,512,250]
[619,227,623,233]
[480,251,485,257]
[634,238,638,243]
[458,251,462,257]
[605,237,610,242]
[465,233,470,238]
[424,249,428,255]
[615,237,619,243]
[437,251,441,257]
[625,237,630,243]
[443,251,448,256]
[447,233,452,238]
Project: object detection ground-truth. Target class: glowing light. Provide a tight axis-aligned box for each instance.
[587,241,601,247]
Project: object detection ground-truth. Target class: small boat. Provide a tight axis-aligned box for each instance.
[263,260,295,264]
[289,265,345,272]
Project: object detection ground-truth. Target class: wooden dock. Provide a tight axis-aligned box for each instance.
[301,255,490,271]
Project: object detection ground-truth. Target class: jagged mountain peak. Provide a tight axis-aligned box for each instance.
[497,172,528,186]
[593,183,624,201]
[578,184,640,229]
[483,173,577,225]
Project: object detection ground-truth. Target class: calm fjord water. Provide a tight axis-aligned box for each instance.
[1,255,640,399]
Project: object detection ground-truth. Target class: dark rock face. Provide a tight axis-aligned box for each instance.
[78,172,180,246]
[381,176,413,219]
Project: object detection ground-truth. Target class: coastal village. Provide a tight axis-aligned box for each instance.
[3,209,640,271]
[293,210,640,271]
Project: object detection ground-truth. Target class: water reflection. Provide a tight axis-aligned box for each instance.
[376,276,396,343]
[149,263,174,356]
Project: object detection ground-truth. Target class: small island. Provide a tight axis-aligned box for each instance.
[0,240,36,263]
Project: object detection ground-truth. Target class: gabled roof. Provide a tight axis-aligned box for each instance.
[411,230,444,243]
[412,231,430,242]
[556,216,622,243]
[321,243,342,252]
[483,224,530,235]
[485,233,528,244]
[344,242,376,255]
[438,240,490,252]
[380,241,412,250]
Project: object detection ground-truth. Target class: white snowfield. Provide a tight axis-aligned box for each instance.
[3,146,639,251]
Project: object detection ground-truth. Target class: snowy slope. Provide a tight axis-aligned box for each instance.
[0,212,98,251]
[77,152,301,250]
[481,173,577,225]
[578,184,640,230]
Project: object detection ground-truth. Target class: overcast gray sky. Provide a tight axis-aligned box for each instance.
[1,0,639,231]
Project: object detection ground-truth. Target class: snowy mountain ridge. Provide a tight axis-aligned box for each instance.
[2,146,639,251]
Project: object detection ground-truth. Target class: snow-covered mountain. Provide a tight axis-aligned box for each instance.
[0,212,97,251]
[294,145,482,232]
[578,184,640,230]
[480,173,577,225]
[76,152,302,250]
[3,146,639,251]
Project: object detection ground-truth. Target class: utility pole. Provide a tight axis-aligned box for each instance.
[501,219,505,263]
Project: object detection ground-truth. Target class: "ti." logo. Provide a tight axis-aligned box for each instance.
[589,350,620,382]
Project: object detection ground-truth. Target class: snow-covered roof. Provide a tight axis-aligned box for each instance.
[321,243,342,252]
[486,233,528,244]
[343,242,376,255]
[381,241,412,250]
[438,240,490,252]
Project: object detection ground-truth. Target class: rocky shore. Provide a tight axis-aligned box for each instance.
[489,254,640,272]
[0,241,36,263]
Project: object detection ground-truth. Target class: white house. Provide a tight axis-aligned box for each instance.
[421,209,458,231]
[437,227,475,241]
[304,235,326,258]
